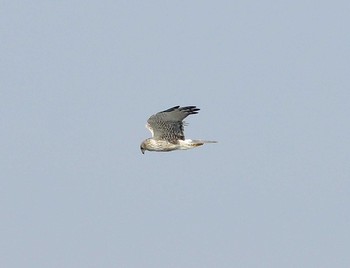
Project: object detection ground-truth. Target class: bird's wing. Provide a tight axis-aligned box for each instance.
[146,106,200,141]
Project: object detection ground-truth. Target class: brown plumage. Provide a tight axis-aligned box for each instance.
[140,105,217,154]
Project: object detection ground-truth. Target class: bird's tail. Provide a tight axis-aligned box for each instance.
[189,139,218,147]
[179,139,217,149]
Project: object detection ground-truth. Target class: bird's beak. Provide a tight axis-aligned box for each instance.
[141,148,145,154]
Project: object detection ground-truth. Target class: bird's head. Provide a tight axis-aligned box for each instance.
[140,141,146,154]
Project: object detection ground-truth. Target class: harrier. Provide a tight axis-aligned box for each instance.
[140,105,217,154]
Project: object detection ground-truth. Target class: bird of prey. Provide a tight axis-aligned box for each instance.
[140,105,217,154]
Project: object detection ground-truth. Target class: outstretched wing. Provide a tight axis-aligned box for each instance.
[146,106,200,141]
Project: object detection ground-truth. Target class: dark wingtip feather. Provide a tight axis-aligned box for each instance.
[160,105,200,115]
[179,106,200,115]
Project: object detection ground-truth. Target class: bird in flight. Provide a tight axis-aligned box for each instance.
[140,105,217,154]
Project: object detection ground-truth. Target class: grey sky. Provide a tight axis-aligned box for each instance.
[1,1,349,267]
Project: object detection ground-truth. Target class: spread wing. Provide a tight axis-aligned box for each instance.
[146,106,200,141]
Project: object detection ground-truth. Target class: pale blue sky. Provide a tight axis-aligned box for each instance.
[1,1,350,267]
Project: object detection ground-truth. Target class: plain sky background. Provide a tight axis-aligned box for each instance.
[1,1,349,267]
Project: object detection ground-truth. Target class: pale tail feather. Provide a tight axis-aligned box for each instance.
[190,139,217,146]
[180,139,217,148]
[178,139,217,149]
